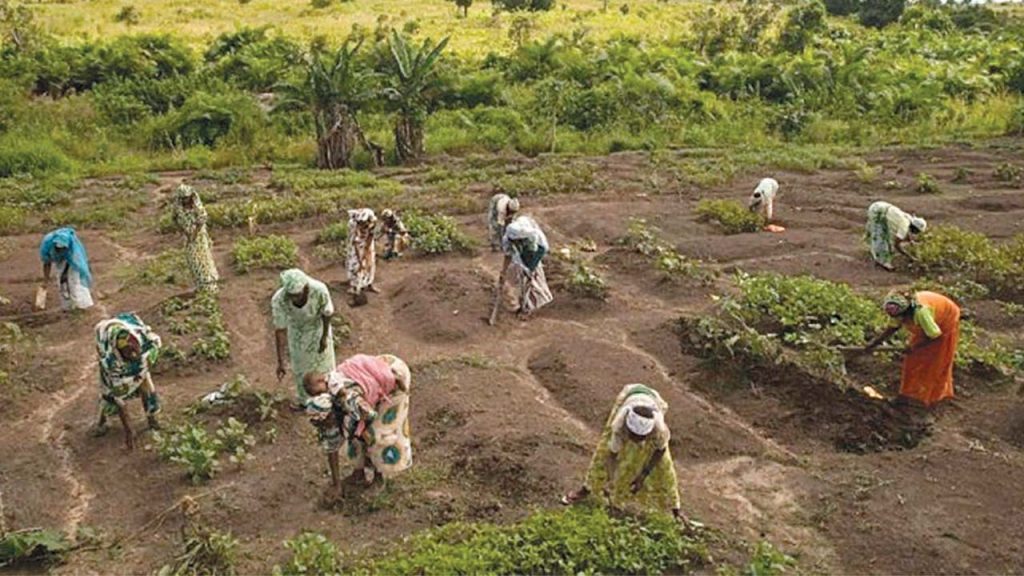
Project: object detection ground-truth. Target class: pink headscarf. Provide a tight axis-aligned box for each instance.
[339,354,396,408]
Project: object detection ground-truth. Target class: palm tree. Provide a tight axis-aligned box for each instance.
[275,39,380,170]
[383,31,450,163]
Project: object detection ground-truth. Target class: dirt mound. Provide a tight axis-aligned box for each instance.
[390,266,493,343]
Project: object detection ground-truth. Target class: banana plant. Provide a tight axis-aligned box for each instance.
[383,30,450,163]
[275,39,381,170]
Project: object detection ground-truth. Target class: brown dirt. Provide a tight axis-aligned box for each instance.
[1,144,1023,574]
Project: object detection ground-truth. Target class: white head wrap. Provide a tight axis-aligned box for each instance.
[909,216,927,233]
[625,406,656,437]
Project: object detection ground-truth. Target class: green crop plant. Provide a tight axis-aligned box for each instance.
[0,529,72,569]
[403,212,474,255]
[566,260,608,300]
[695,199,764,234]
[215,417,256,467]
[911,227,1024,299]
[494,163,595,197]
[994,162,1022,184]
[346,506,706,574]
[154,423,223,484]
[915,172,940,194]
[273,533,341,576]
[161,521,240,576]
[316,221,349,245]
[620,218,712,283]
[231,235,298,273]
[384,31,450,163]
[746,541,796,576]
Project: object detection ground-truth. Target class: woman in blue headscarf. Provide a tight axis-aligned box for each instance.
[39,227,94,310]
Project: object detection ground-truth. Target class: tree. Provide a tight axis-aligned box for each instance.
[859,0,905,28]
[492,0,554,12]
[383,31,449,163]
[275,39,380,170]
[449,0,472,18]
[823,0,859,17]
[0,0,39,53]
[778,0,827,53]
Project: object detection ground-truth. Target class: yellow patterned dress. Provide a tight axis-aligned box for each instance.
[173,185,220,293]
[584,384,681,514]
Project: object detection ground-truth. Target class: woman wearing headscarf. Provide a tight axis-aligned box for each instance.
[346,209,378,305]
[272,269,336,403]
[500,214,553,319]
[562,384,685,521]
[39,227,94,310]
[748,177,779,223]
[376,209,410,261]
[94,313,162,449]
[866,201,927,271]
[487,193,520,252]
[172,184,219,293]
[864,291,960,407]
[304,354,412,496]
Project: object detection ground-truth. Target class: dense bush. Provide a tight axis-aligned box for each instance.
[230,235,299,273]
[859,0,905,28]
[205,27,302,92]
[695,199,763,234]
[146,90,264,149]
[492,0,553,12]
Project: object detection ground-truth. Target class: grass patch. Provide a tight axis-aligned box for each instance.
[0,135,73,178]
[695,199,764,234]
[231,235,299,273]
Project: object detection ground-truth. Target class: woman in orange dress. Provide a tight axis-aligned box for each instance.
[864,291,960,407]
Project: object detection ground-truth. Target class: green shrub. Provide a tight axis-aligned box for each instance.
[915,172,940,194]
[274,533,341,576]
[0,205,28,234]
[351,506,705,574]
[404,213,474,254]
[493,0,553,12]
[231,235,298,273]
[147,90,264,149]
[0,136,72,177]
[695,199,763,234]
[859,0,906,28]
[115,5,141,25]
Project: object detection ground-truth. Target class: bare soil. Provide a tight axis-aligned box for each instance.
[1,144,1023,574]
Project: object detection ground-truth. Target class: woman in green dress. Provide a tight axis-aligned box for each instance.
[173,184,219,293]
[562,383,685,521]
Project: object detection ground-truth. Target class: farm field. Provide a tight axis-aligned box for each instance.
[1,144,1023,573]
[2,0,1024,573]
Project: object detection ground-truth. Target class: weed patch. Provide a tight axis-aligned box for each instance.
[911,226,1024,300]
[231,235,298,273]
[915,172,940,194]
[495,163,596,197]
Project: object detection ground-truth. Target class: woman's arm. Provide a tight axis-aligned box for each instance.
[631,447,666,493]
[864,326,900,351]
